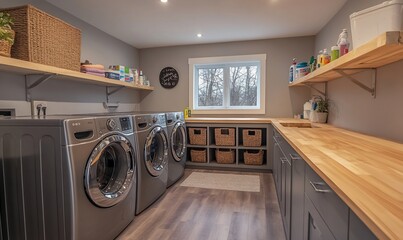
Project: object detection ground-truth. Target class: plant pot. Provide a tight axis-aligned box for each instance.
[310,111,328,123]
[0,28,14,57]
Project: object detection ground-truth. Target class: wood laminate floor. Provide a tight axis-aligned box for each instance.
[117,169,286,240]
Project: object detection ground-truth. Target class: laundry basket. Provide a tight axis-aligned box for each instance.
[188,128,207,145]
[242,129,262,147]
[244,150,264,165]
[215,149,235,164]
[190,149,207,163]
[215,128,235,146]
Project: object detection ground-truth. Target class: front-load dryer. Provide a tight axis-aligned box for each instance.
[133,113,168,215]
[165,112,187,187]
[0,115,136,240]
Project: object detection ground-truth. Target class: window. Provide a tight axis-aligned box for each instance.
[189,54,266,114]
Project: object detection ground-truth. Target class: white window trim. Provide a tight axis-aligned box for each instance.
[189,54,266,115]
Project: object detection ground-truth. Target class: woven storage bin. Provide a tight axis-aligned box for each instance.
[190,149,207,163]
[0,29,15,57]
[242,129,262,147]
[215,149,235,164]
[1,5,81,71]
[188,128,207,145]
[244,150,264,165]
[215,128,235,146]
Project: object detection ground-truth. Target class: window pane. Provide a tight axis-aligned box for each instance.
[229,65,258,106]
[197,68,224,107]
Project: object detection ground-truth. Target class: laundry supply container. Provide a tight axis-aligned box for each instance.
[350,0,403,48]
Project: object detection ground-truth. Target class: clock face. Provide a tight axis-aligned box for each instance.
[159,67,179,89]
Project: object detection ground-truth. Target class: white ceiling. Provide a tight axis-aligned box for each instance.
[46,0,347,49]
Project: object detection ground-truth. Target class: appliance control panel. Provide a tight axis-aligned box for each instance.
[119,117,132,131]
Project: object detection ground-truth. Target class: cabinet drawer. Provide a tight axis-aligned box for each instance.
[305,166,349,240]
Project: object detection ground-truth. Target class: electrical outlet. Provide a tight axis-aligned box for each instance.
[31,100,48,116]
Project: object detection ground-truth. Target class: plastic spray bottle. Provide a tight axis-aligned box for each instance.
[337,29,350,56]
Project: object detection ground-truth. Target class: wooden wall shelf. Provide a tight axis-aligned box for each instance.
[0,55,154,91]
[289,31,403,86]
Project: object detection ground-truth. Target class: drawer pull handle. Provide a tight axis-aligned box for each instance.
[289,154,301,161]
[310,181,331,193]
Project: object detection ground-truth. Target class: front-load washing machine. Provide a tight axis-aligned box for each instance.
[133,113,168,215]
[0,115,136,240]
[165,112,187,187]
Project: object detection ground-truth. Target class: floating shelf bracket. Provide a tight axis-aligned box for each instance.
[25,74,56,102]
[106,86,125,103]
[303,82,328,99]
[335,68,377,98]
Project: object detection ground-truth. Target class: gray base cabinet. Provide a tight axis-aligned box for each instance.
[272,126,376,240]
[349,210,377,240]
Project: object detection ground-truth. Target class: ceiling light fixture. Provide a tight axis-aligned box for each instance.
[161,0,168,3]
[197,33,202,38]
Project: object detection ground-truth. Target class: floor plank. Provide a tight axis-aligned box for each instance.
[117,169,286,240]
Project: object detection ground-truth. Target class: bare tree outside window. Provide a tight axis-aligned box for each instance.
[197,68,224,106]
[229,66,258,106]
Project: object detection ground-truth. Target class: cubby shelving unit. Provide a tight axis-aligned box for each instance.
[186,123,270,171]
[290,31,403,98]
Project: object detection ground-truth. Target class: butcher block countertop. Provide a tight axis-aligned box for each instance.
[186,117,403,240]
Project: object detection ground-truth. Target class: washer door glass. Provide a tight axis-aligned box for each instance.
[171,122,186,162]
[85,135,135,208]
[144,126,168,177]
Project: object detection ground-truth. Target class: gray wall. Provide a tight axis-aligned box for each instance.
[315,0,403,142]
[139,37,313,117]
[0,0,141,116]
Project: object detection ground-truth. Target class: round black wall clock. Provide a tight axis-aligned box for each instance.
[159,67,179,89]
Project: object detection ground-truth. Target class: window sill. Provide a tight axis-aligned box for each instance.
[191,109,265,115]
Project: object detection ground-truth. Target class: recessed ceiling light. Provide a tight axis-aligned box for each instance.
[161,0,168,3]
[197,33,202,38]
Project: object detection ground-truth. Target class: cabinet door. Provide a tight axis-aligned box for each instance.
[349,210,377,240]
[273,141,283,199]
[304,195,336,240]
[290,153,305,240]
[284,158,292,240]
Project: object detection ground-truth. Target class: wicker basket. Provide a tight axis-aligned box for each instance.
[242,129,262,147]
[1,5,81,71]
[190,149,207,163]
[244,150,264,165]
[188,128,207,145]
[215,128,235,146]
[215,149,235,164]
[0,29,15,57]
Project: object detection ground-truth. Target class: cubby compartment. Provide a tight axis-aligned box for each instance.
[238,149,267,167]
[239,127,267,147]
[187,127,208,146]
[186,123,270,171]
[188,147,208,163]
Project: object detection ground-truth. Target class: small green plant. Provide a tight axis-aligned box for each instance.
[0,12,14,29]
[316,98,329,113]
[0,12,14,44]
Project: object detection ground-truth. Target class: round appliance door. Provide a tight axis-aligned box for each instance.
[144,126,168,177]
[85,135,135,208]
[171,122,186,162]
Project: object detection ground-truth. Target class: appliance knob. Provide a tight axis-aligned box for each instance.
[176,114,179,119]
[106,119,117,131]
[152,116,157,123]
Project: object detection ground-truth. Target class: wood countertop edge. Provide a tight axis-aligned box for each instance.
[185,117,402,239]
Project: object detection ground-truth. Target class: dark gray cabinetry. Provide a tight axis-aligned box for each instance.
[305,166,349,240]
[290,152,305,240]
[349,210,377,240]
[304,195,336,240]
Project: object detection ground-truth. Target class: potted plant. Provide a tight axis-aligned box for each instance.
[310,98,329,123]
[0,12,15,57]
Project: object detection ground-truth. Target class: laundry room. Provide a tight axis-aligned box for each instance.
[0,0,402,239]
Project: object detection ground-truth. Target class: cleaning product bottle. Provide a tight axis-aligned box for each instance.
[139,70,144,85]
[289,58,297,83]
[316,50,323,69]
[337,29,350,56]
[322,48,331,65]
[331,45,340,61]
